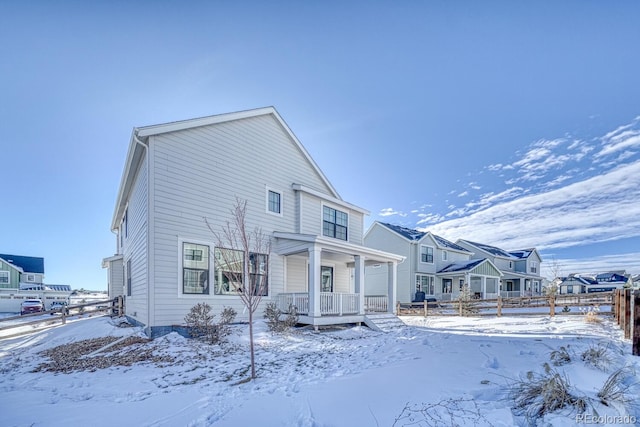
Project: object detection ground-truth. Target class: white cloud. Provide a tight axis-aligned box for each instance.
[428,160,640,253]
[457,191,468,197]
[595,134,640,159]
[379,208,406,217]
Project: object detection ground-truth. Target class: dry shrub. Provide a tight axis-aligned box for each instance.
[264,302,298,333]
[597,366,636,407]
[581,343,611,371]
[393,397,495,427]
[581,306,601,323]
[509,363,586,421]
[550,346,572,366]
[184,303,236,344]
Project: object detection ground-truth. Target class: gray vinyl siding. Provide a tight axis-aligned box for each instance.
[298,192,365,245]
[149,114,335,326]
[286,256,307,292]
[107,258,124,299]
[123,155,149,325]
[364,224,413,302]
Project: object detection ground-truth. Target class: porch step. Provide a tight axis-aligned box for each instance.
[363,313,405,332]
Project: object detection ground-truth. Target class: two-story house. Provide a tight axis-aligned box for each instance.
[455,240,544,297]
[0,253,45,288]
[363,222,502,302]
[103,107,404,337]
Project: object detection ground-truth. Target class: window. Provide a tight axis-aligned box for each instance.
[459,279,465,290]
[420,245,434,263]
[321,266,333,292]
[267,190,282,215]
[442,251,448,261]
[416,274,435,295]
[26,274,35,282]
[322,206,348,241]
[214,248,269,296]
[123,208,128,238]
[442,279,452,293]
[530,261,538,274]
[182,243,209,294]
[567,285,573,294]
[126,260,132,297]
[0,271,9,284]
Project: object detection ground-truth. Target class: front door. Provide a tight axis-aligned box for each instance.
[321,266,333,292]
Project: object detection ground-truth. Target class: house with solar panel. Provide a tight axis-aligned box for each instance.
[0,253,71,312]
[363,222,502,302]
[455,240,544,297]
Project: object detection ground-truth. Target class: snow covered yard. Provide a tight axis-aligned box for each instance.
[0,314,638,426]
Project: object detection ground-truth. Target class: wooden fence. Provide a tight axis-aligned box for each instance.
[0,296,124,340]
[612,289,640,356]
[397,292,613,318]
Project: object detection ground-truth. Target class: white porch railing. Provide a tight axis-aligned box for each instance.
[275,292,363,316]
[275,293,310,315]
[500,291,522,298]
[364,295,388,312]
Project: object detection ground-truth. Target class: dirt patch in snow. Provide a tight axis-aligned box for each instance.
[32,336,175,373]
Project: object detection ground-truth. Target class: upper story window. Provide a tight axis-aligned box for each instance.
[420,245,434,263]
[530,261,538,274]
[267,189,282,215]
[442,251,448,261]
[509,261,513,269]
[0,271,9,284]
[26,274,35,282]
[182,242,210,294]
[323,206,348,241]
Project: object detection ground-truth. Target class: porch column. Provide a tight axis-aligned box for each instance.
[387,261,397,314]
[482,276,486,298]
[308,246,322,318]
[353,255,365,315]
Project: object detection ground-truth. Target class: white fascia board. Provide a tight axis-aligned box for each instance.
[292,184,369,215]
[273,232,404,262]
[0,257,24,273]
[110,129,145,230]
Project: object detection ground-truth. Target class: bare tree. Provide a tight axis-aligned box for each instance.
[205,198,271,380]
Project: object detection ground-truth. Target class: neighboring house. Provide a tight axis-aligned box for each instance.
[363,222,502,302]
[103,107,404,337]
[595,272,629,284]
[557,275,598,294]
[0,253,45,288]
[632,274,640,289]
[455,240,544,297]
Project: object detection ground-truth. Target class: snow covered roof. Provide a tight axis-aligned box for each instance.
[509,249,533,259]
[0,254,44,274]
[437,259,485,274]
[458,240,516,259]
[378,222,425,241]
[378,223,470,252]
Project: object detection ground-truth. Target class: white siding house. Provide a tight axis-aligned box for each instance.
[456,240,544,297]
[104,107,404,337]
[364,222,502,302]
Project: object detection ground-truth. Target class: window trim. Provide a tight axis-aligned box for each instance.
[266,187,283,217]
[178,238,213,297]
[26,274,35,282]
[321,203,348,241]
[214,247,269,296]
[0,271,9,284]
[442,251,448,261]
[420,245,434,264]
[415,274,435,295]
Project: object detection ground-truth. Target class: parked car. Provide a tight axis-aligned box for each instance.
[50,301,69,315]
[20,299,44,315]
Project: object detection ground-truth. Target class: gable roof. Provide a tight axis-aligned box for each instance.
[0,254,44,274]
[374,222,470,252]
[437,258,485,273]
[111,107,341,230]
[436,258,502,276]
[457,239,516,259]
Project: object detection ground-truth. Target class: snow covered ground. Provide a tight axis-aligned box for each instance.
[0,313,638,426]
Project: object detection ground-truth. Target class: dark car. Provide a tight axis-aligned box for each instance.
[20,299,44,315]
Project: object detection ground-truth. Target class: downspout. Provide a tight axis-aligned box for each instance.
[133,131,152,336]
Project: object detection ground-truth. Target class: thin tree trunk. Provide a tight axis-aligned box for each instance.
[249,308,256,379]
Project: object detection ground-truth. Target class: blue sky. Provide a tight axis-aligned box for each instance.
[2,1,639,289]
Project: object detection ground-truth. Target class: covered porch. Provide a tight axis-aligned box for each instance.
[501,273,543,298]
[436,258,502,300]
[273,232,404,328]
